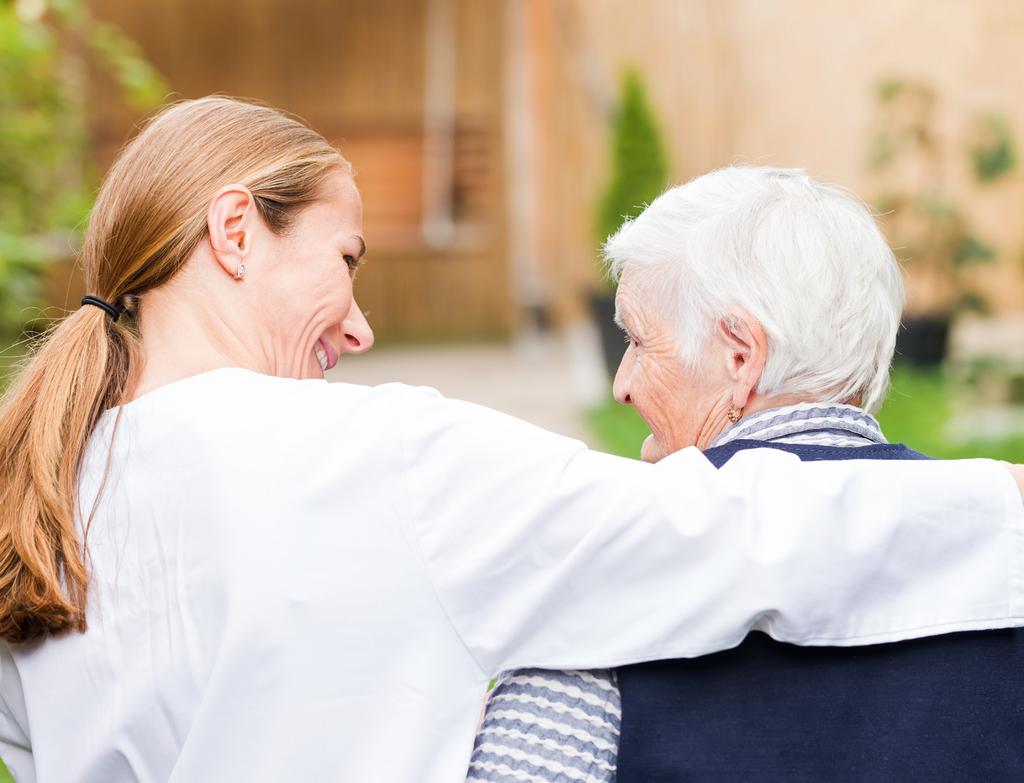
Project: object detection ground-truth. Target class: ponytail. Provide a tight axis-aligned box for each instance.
[0,302,135,642]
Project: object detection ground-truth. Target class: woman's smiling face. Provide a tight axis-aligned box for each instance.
[254,168,374,379]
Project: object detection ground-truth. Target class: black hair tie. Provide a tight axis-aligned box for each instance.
[81,295,122,322]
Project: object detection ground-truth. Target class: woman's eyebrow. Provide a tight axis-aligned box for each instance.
[614,307,632,332]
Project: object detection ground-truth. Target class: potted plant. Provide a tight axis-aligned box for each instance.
[590,69,669,377]
[867,78,1013,365]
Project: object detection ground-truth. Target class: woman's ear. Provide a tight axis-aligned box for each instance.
[715,312,768,409]
[207,184,256,279]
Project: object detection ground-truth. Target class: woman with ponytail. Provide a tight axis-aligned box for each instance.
[0,97,1022,782]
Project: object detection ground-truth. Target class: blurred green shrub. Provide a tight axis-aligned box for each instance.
[595,70,669,284]
[0,0,166,353]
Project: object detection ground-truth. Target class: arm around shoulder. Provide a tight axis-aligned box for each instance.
[396,387,1024,674]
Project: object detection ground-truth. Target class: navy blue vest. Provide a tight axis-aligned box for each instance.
[616,440,1024,782]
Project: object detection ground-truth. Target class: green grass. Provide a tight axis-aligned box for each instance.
[587,365,1024,462]
[0,758,11,782]
[876,367,1024,461]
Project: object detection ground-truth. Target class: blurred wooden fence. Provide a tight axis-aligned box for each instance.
[81,0,513,341]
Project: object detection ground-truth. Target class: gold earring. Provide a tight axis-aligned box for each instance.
[727,406,742,424]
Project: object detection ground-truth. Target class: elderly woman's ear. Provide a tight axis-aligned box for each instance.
[715,312,768,411]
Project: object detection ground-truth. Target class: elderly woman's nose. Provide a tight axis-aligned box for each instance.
[612,359,632,405]
[341,300,374,354]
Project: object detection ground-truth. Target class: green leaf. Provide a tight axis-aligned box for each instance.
[874,77,905,104]
[867,132,897,170]
[86,19,168,110]
[971,113,1017,183]
[953,289,990,315]
[914,194,957,219]
[953,234,995,266]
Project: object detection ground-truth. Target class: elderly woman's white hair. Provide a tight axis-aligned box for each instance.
[603,166,904,413]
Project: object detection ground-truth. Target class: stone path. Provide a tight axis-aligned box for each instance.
[326,327,609,446]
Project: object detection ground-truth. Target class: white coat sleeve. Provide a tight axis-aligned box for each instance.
[399,388,1024,675]
[0,645,32,783]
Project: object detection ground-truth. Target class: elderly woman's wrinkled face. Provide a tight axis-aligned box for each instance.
[613,272,732,462]
[254,169,373,379]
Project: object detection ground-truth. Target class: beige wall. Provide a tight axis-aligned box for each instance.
[537,0,1024,320]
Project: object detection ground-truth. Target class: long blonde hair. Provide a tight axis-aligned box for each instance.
[0,97,346,643]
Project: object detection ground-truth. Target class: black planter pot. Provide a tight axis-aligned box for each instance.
[895,315,951,366]
[588,291,625,378]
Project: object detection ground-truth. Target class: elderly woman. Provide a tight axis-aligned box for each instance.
[0,103,1022,783]
[467,167,1023,782]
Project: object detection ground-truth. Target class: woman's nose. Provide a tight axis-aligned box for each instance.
[612,354,632,405]
[340,299,374,354]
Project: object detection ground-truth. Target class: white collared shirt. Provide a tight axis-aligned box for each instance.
[466,402,908,783]
[1,369,1022,782]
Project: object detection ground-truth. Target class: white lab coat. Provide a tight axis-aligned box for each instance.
[1,368,1021,782]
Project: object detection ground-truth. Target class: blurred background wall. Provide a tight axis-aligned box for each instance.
[45,0,1024,336]
[2,0,1023,462]
[541,0,1024,320]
